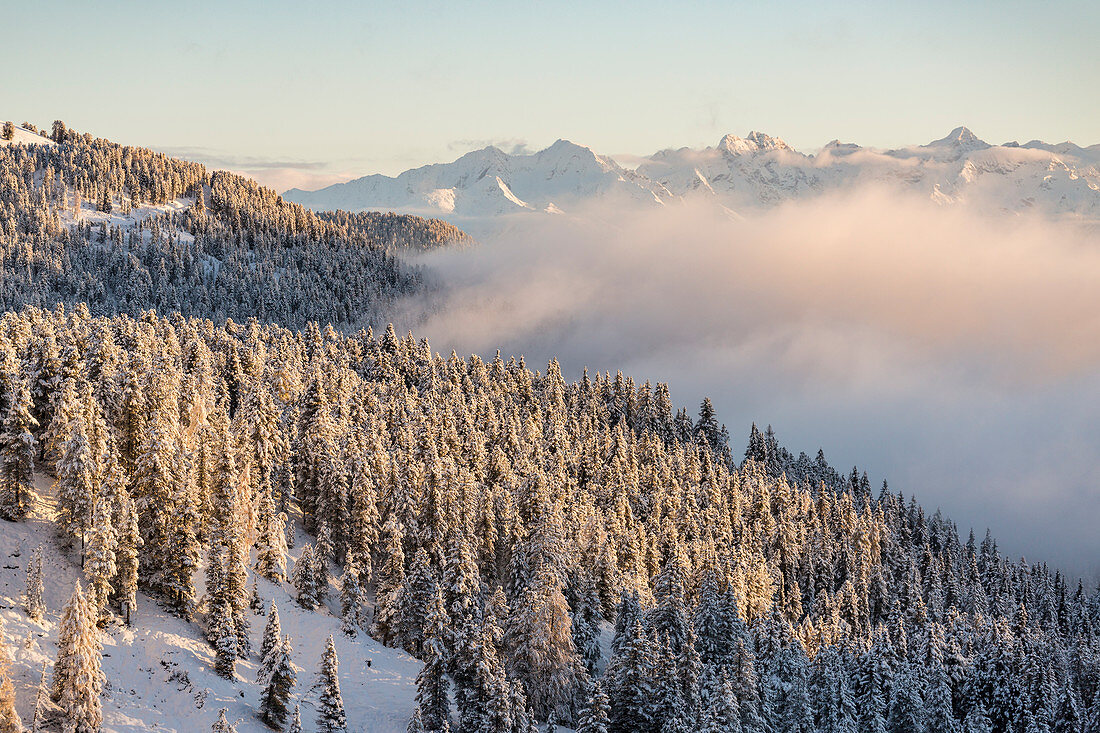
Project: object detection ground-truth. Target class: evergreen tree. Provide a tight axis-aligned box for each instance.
[607,619,656,733]
[412,581,450,733]
[52,582,103,733]
[887,665,925,733]
[340,559,366,636]
[211,708,237,733]
[288,703,303,733]
[1052,685,1082,733]
[112,486,141,625]
[254,486,288,582]
[577,681,610,733]
[315,636,347,733]
[23,546,45,622]
[291,544,319,610]
[371,515,406,646]
[0,381,38,521]
[0,122,13,142]
[258,603,282,675]
[0,622,23,733]
[258,635,296,728]
[84,496,117,623]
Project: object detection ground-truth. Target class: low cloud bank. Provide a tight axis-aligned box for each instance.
[394,191,1100,578]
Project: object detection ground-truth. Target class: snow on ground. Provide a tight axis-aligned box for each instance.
[60,197,197,240]
[0,475,426,732]
[0,125,54,147]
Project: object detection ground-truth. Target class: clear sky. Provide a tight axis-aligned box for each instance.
[6,0,1100,190]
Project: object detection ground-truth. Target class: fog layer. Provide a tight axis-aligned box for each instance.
[393,191,1100,578]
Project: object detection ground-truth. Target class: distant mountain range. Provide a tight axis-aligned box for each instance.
[283,127,1100,223]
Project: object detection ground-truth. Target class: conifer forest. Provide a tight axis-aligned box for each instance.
[1,120,1099,733]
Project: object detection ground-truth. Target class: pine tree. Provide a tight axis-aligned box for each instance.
[258,603,282,674]
[291,544,318,610]
[52,582,103,733]
[288,703,303,733]
[607,619,656,733]
[206,542,237,680]
[211,708,237,733]
[0,381,38,521]
[340,559,365,636]
[254,486,288,582]
[112,486,141,625]
[84,496,117,624]
[315,636,347,733]
[54,380,97,545]
[258,635,296,728]
[23,547,45,622]
[1053,686,1082,733]
[412,582,450,733]
[399,548,438,657]
[577,681,610,733]
[962,703,993,733]
[887,664,924,733]
[700,669,741,733]
[0,621,23,733]
[371,515,406,646]
[0,122,13,142]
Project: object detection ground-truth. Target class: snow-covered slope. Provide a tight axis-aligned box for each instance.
[285,127,1100,223]
[0,125,54,147]
[284,140,672,219]
[0,478,425,732]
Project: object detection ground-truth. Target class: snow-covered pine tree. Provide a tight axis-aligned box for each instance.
[249,580,263,615]
[206,546,237,680]
[258,603,282,674]
[399,548,438,657]
[52,582,103,733]
[258,635,296,728]
[371,515,406,646]
[410,582,450,733]
[699,668,741,733]
[132,361,199,617]
[606,618,657,733]
[23,546,45,621]
[0,381,38,521]
[211,708,237,733]
[111,484,141,625]
[887,664,925,733]
[288,703,303,733]
[340,559,365,636]
[54,379,97,547]
[577,680,610,733]
[0,621,23,733]
[291,544,319,610]
[84,495,117,624]
[254,485,288,582]
[962,703,992,733]
[315,636,347,733]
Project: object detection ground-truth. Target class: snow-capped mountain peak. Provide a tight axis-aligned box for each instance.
[924,125,990,152]
[284,128,1100,224]
[717,131,795,156]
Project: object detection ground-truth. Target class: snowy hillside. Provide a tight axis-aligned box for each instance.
[285,127,1100,223]
[0,478,426,733]
[0,125,54,148]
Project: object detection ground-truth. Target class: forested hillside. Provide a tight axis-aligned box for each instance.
[0,306,1096,732]
[0,122,467,331]
[0,122,1098,733]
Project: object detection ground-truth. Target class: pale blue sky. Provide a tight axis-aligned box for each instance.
[6,0,1099,189]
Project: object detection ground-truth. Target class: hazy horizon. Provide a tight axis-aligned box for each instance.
[7,0,1100,192]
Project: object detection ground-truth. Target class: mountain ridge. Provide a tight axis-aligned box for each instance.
[284,127,1100,222]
